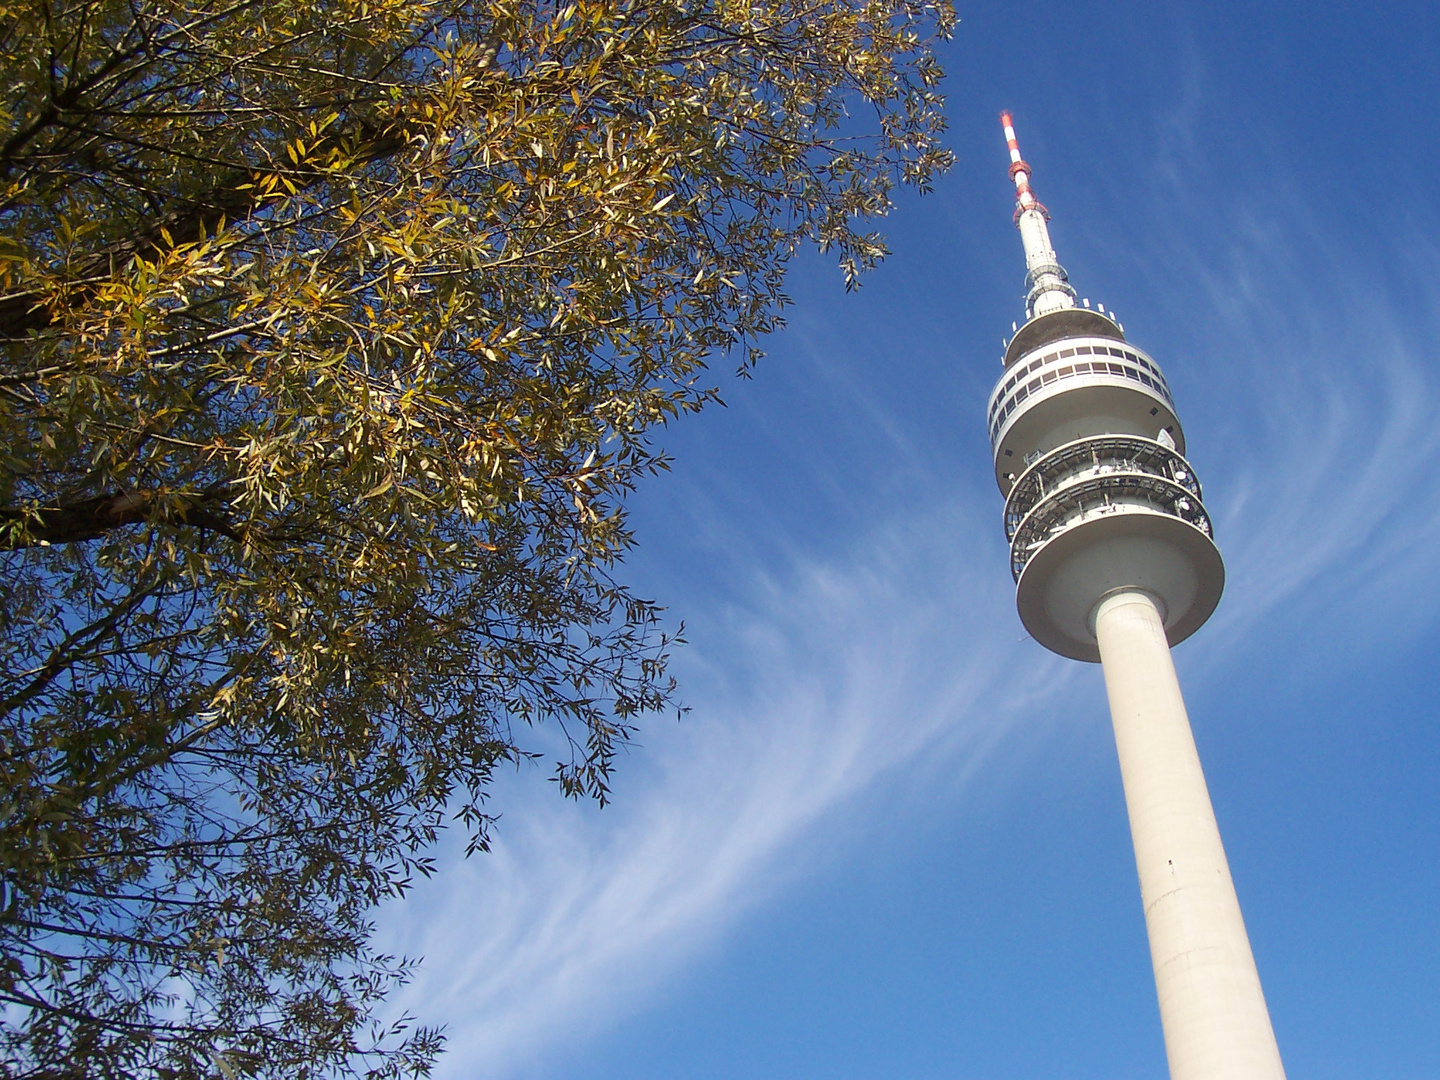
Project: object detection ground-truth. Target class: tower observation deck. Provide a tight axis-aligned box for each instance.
[988,113,1287,1080]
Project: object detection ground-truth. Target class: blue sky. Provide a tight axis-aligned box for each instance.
[375,2,1440,1076]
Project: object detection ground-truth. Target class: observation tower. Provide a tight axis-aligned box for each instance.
[987,113,1287,1080]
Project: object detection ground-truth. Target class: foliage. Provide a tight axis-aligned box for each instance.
[0,0,953,1074]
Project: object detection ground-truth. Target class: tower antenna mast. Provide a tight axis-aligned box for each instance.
[1000,112,1077,319]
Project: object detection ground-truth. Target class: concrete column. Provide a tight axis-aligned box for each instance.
[1093,590,1286,1080]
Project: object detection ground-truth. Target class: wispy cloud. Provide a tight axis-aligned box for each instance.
[377,493,1066,1078]
[1151,182,1440,658]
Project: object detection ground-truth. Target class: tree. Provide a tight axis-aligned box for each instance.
[0,0,954,1074]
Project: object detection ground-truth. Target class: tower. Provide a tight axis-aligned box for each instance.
[988,113,1287,1080]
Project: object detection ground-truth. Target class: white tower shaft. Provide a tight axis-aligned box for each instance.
[1093,590,1287,1080]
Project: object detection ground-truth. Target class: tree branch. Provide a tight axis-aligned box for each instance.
[0,489,243,547]
[0,116,408,339]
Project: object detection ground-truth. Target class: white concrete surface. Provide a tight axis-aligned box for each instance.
[1093,590,1286,1080]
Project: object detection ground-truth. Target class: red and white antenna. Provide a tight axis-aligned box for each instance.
[1001,111,1046,221]
[999,111,1076,320]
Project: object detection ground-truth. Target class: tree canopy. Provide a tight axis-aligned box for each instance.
[0,0,954,1073]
